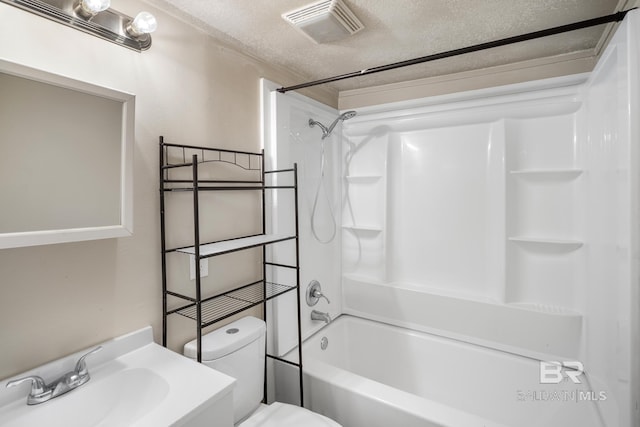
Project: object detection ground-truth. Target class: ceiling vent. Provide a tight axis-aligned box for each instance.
[282,0,364,44]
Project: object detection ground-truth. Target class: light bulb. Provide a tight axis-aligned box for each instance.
[79,0,110,15]
[128,11,158,37]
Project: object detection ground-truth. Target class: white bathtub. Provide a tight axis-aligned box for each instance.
[280,315,604,427]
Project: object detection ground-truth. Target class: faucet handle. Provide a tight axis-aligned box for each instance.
[306,280,330,306]
[74,346,102,376]
[6,375,47,396]
[312,288,330,304]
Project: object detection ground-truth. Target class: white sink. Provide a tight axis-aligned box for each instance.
[0,327,235,427]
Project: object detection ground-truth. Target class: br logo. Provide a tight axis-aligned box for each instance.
[539,361,584,384]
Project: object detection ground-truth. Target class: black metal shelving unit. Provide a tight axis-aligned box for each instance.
[159,136,304,406]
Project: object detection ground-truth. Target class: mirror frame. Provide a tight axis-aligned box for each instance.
[0,59,134,249]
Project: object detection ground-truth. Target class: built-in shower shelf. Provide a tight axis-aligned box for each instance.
[345,175,382,183]
[343,225,383,233]
[509,169,583,179]
[508,237,584,250]
[507,302,581,317]
[175,234,296,258]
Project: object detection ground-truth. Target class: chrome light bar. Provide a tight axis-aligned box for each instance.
[0,0,157,52]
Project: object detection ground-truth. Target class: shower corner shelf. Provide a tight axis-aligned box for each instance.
[508,236,584,250]
[158,137,304,406]
[509,169,584,179]
[507,302,582,317]
[342,224,383,233]
[345,175,383,183]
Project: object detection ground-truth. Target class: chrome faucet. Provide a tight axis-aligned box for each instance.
[6,346,102,405]
[311,310,331,324]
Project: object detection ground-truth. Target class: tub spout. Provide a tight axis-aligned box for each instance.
[311,310,331,324]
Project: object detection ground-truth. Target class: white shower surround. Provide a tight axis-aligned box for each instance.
[341,77,588,359]
[261,84,345,355]
[264,10,639,427]
[339,12,639,427]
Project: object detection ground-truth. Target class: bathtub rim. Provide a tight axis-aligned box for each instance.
[288,314,606,427]
[299,313,577,367]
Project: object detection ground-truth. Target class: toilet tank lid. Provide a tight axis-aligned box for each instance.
[184,316,266,360]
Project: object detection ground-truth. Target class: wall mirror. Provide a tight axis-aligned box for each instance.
[0,59,134,249]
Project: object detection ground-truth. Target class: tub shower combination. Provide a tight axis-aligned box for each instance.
[266,11,638,427]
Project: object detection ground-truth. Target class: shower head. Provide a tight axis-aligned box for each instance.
[309,110,357,139]
[340,110,357,120]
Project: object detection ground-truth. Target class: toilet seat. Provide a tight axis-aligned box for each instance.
[238,402,341,427]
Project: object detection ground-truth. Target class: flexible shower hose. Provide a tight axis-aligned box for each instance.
[310,137,337,244]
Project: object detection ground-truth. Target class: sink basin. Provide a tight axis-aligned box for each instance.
[3,368,169,426]
[0,327,235,427]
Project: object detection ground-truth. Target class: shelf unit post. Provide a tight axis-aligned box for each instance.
[192,154,203,363]
[293,163,303,407]
[159,136,168,347]
[261,149,268,403]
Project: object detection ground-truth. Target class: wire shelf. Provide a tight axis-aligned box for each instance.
[173,281,296,327]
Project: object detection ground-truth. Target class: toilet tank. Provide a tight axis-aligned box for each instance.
[184,316,266,424]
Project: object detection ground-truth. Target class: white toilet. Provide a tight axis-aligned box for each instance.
[184,316,341,427]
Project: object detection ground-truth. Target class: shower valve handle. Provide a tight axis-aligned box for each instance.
[306,280,330,306]
[312,288,330,304]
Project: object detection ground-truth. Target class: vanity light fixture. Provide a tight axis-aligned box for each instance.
[0,0,158,51]
[125,11,158,38]
[74,0,110,18]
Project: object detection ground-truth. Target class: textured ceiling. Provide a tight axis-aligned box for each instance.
[146,0,631,93]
